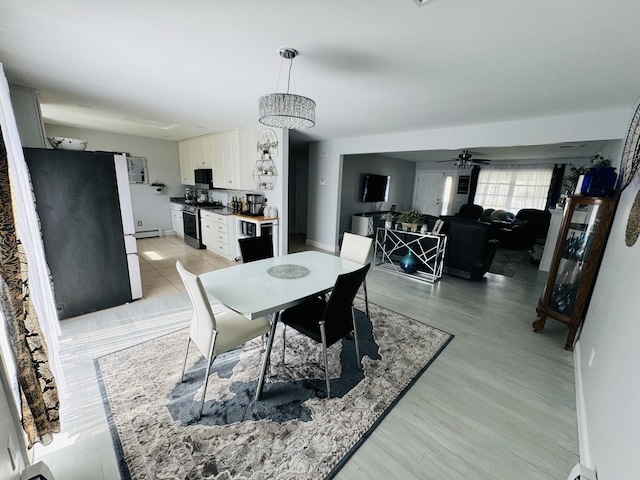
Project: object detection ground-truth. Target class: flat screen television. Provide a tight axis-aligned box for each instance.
[361,173,390,202]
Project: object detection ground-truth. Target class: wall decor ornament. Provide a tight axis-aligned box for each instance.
[619,101,640,191]
[625,188,640,247]
[257,130,278,159]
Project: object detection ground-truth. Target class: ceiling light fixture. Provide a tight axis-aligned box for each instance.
[259,48,316,129]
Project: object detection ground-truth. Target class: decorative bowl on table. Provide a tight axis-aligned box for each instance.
[47,136,88,151]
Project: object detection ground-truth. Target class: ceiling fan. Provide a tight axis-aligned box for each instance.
[437,150,491,169]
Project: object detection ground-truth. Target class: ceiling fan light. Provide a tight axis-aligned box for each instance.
[259,93,316,129]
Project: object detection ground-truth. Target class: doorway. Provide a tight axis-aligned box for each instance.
[413,171,445,215]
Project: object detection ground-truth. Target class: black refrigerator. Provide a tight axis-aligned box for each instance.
[24,148,142,320]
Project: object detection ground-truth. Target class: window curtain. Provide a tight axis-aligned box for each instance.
[475,163,554,211]
[0,65,60,447]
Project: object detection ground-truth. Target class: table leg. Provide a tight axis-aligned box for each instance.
[255,311,280,401]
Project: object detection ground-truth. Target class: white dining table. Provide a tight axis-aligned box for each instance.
[199,250,363,400]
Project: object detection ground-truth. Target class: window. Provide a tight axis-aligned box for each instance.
[475,164,553,211]
[441,175,453,215]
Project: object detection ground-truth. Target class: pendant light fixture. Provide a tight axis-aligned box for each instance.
[258,48,316,129]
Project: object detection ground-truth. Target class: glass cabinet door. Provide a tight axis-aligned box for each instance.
[548,203,601,316]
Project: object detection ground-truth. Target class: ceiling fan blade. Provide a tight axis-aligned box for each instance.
[472,159,491,164]
[435,159,455,162]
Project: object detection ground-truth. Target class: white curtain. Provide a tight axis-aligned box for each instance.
[0,64,63,385]
[475,163,554,212]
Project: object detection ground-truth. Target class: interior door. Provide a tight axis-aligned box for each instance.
[413,171,444,215]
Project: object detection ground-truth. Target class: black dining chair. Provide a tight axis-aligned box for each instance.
[279,263,370,398]
[238,235,274,263]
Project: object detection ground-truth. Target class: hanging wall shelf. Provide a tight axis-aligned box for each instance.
[254,159,278,190]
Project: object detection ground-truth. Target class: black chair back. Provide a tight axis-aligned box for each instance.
[322,263,370,346]
[238,235,273,263]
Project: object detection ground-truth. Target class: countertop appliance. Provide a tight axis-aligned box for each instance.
[23,148,143,319]
[246,193,264,216]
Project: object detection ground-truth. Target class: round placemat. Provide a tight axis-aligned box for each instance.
[267,264,310,279]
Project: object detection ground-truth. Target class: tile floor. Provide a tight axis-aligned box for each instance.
[137,234,238,299]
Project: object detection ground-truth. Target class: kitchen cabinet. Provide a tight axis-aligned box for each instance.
[180,129,255,189]
[533,195,617,350]
[170,203,184,237]
[212,129,255,190]
[200,210,236,259]
[178,138,196,184]
[195,135,214,170]
[179,136,215,184]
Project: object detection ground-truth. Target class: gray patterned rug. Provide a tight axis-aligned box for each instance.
[95,299,453,480]
[488,248,531,277]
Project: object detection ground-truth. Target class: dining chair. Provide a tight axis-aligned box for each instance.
[238,235,274,263]
[279,263,370,399]
[340,232,373,318]
[176,261,271,419]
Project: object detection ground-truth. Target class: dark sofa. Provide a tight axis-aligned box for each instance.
[441,216,500,279]
[489,208,551,250]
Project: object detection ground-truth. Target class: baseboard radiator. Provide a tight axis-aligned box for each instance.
[134,228,162,239]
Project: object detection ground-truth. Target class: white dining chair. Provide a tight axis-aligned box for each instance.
[340,232,373,318]
[176,261,271,419]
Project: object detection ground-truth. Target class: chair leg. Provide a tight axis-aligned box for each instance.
[351,307,362,370]
[363,278,370,318]
[197,331,218,420]
[282,325,287,365]
[319,321,330,399]
[180,336,192,382]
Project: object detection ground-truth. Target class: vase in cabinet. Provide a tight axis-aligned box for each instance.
[533,195,617,350]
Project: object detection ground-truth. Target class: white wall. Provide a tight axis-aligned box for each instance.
[308,108,630,251]
[44,125,180,234]
[575,152,640,477]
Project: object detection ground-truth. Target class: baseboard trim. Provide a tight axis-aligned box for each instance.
[574,341,592,468]
[305,238,337,253]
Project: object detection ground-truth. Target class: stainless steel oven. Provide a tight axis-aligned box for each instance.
[183,204,204,249]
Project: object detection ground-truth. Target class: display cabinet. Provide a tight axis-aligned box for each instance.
[533,195,617,349]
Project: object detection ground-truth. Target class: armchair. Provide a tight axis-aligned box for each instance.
[492,209,551,250]
[455,203,484,220]
[441,216,499,279]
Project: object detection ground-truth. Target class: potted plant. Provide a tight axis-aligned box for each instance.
[399,208,423,232]
[381,212,396,229]
[151,181,165,194]
[563,154,611,194]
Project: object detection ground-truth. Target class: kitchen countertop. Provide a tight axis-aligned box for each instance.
[170,198,278,218]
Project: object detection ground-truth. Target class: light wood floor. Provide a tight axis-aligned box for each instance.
[34,234,578,479]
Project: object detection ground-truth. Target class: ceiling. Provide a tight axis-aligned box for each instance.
[2,0,640,157]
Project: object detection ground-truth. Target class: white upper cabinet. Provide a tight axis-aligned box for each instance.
[178,138,196,185]
[181,129,255,189]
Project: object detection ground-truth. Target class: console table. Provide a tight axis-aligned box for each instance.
[374,227,447,283]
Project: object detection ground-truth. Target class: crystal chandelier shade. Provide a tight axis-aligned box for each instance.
[258,48,316,130]
[259,93,315,129]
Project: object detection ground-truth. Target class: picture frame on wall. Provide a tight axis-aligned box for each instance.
[457,175,470,194]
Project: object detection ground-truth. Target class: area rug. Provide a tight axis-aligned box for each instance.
[488,248,530,277]
[95,299,453,480]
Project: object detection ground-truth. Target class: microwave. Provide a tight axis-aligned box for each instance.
[194,169,213,188]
